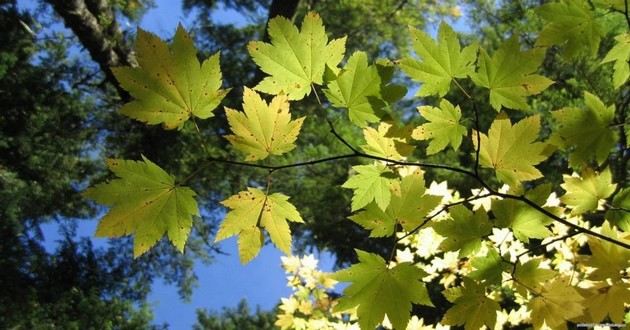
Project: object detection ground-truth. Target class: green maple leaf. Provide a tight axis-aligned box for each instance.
[113,25,228,129]
[551,92,617,167]
[432,205,491,257]
[412,99,467,155]
[469,247,511,285]
[473,113,549,187]
[84,157,199,257]
[606,188,630,231]
[528,277,585,329]
[215,188,303,263]
[350,170,441,236]
[536,0,603,58]
[470,37,553,111]
[602,33,630,88]
[442,277,500,330]
[342,164,397,211]
[584,281,630,323]
[400,22,478,97]
[561,167,616,215]
[389,170,442,231]
[225,88,305,161]
[349,203,396,237]
[248,12,346,100]
[331,250,432,330]
[492,198,553,243]
[513,258,557,296]
[584,223,630,281]
[324,51,393,127]
[360,122,413,161]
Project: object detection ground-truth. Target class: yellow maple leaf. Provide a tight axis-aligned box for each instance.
[225,88,305,161]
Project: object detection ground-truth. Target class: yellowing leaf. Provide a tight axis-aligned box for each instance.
[513,258,557,296]
[238,226,264,264]
[84,157,199,257]
[225,88,304,161]
[248,12,346,100]
[324,51,387,127]
[400,22,478,97]
[561,167,616,215]
[584,281,630,323]
[528,277,585,330]
[342,163,397,211]
[551,92,617,167]
[584,223,630,281]
[360,122,412,161]
[215,188,303,263]
[412,99,467,155]
[331,250,432,330]
[536,0,603,58]
[471,37,553,111]
[432,205,491,257]
[473,113,549,187]
[602,33,630,88]
[113,26,228,129]
[442,277,500,330]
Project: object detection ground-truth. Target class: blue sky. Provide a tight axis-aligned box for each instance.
[41,220,335,328]
[27,0,336,328]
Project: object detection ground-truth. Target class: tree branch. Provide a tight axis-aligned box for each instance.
[183,118,630,250]
[45,0,135,100]
[396,193,493,243]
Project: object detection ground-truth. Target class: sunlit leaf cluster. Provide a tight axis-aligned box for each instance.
[84,2,630,328]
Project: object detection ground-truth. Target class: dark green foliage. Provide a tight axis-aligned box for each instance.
[0,3,97,224]
[194,300,276,330]
[0,219,159,329]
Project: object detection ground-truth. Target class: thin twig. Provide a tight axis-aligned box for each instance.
[191,117,209,154]
[311,83,322,105]
[453,78,472,99]
[605,202,630,213]
[326,118,361,154]
[494,191,630,249]
[472,103,481,176]
[256,172,274,226]
[388,227,400,264]
[179,117,630,250]
[608,121,630,128]
[624,0,630,29]
[516,230,582,261]
[396,193,493,242]
[178,153,359,185]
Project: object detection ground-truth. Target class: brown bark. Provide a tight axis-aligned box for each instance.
[45,0,135,100]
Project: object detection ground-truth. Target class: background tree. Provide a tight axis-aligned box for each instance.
[194,300,276,330]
